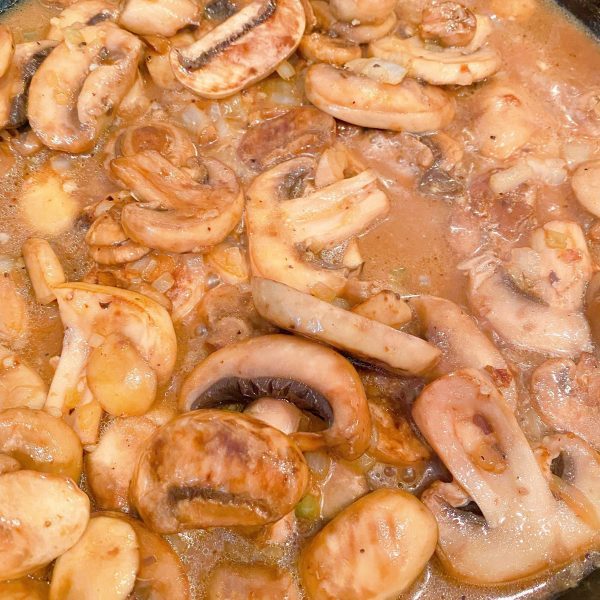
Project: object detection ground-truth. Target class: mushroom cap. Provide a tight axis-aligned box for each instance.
[179,333,372,459]
[130,409,309,532]
[170,0,305,98]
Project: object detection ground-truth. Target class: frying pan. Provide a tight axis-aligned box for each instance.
[0,0,598,597]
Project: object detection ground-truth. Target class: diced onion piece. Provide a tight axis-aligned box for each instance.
[345,58,407,85]
[489,162,533,195]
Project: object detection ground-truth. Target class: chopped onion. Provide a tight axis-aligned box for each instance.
[276,60,296,81]
[345,58,407,85]
[526,157,567,186]
[489,162,533,195]
[152,272,175,293]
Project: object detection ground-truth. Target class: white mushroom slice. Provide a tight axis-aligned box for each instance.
[0,25,14,79]
[506,221,592,312]
[352,290,412,327]
[252,278,440,376]
[462,254,592,357]
[49,515,139,600]
[44,283,176,426]
[180,334,371,459]
[85,415,163,511]
[112,151,244,253]
[0,40,56,130]
[247,156,389,295]
[47,0,119,41]
[0,470,90,581]
[300,489,437,600]
[410,295,517,410]
[22,238,65,305]
[0,580,49,600]
[130,410,309,533]
[298,32,361,66]
[531,354,600,450]
[28,23,143,153]
[414,370,596,584]
[0,345,46,410]
[0,267,27,342]
[0,407,82,481]
[329,0,396,24]
[332,12,398,44]
[369,34,501,86]
[345,57,408,85]
[19,164,80,237]
[419,1,477,47]
[111,514,191,599]
[572,159,600,217]
[170,0,305,98]
[207,563,300,600]
[305,63,455,133]
[119,0,200,37]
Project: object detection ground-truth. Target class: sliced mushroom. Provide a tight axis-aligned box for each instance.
[44,283,176,431]
[119,0,200,37]
[207,563,300,600]
[414,370,596,584]
[112,513,191,599]
[0,40,56,130]
[0,267,27,342]
[299,489,437,600]
[0,470,90,581]
[237,106,335,171]
[332,12,398,44]
[462,253,592,357]
[252,278,440,376]
[47,0,119,41]
[0,580,49,600]
[0,407,82,481]
[130,409,309,532]
[531,354,600,450]
[410,295,517,409]
[536,433,600,530]
[298,32,361,66]
[85,414,165,511]
[506,221,592,312]
[368,400,431,465]
[22,238,66,304]
[246,157,389,295]
[19,163,80,237]
[28,23,143,153]
[179,334,371,459]
[419,1,477,47]
[572,159,600,217]
[111,151,244,253]
[0,345,46,410]
[0,25,14,79]
[330,0,395,23]
[369,31,501,86]
[112,121,197,167]
[305,63,455,133]
[49,515,139,600]
[170,0,305,98]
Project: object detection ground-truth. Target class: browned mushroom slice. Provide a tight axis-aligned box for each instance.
[246,157,390,295]
[410,294,517,409]
[170,0,305,98]
[119,0,200,37]
[329,0,396,24]
[28,23,142,153]
[305,63,455,133]
[130,409,309,533]
[299,489,437,600]
[237,107,335,171]
[207,563,300,600]
[0,470,90,581]
[47,0,119,41]
[179,334,371,459]
[112,151,244,253]
[252,278,440,376]
[0,407,82,481]
[298,33,361,66]
[413,370,597,584]
[0,25,14,79]
[531,354,600,450]
[0,40,56,130]
[420,1,477,47]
